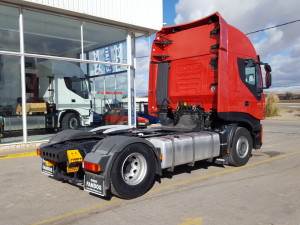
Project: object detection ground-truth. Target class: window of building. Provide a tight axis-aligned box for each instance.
[23,10,81,58]
[0,55,23,143]
[88,64,128,115]
[0,4,134,144]
[83,22,127,58]
[0,5,20,52]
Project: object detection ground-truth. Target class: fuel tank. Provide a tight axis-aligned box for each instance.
[147,132,220,170]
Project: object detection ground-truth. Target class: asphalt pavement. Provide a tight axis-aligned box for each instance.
[0,120,299,225]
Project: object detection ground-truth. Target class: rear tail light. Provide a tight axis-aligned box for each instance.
[83,161,101,172]
[36,149,41,156]
[260,126,264,144]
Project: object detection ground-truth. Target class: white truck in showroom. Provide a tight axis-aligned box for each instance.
[2,60,93,132]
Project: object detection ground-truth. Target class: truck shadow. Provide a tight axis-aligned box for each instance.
[252,151,283,158]
[50,176,115,200]
[156,160,224,181]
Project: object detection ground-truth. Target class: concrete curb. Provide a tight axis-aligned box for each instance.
[0,141,48,151]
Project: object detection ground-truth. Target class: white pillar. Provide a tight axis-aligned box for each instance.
[126,32,136,127]
[80,21,84,59]
[19,9,27,142]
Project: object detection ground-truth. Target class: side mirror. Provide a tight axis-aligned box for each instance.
[264,64,272,73]
[263,63,272,89]
[265,72,272,89]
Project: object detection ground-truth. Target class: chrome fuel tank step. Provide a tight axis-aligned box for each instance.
[147,132,220,170]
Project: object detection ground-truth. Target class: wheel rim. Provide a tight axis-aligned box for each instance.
[236,136,249,158]
[121,153,147,185]
[69,117,78,129]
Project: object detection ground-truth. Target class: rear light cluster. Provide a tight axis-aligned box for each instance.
[83,161,101,172]
[260,126,264,144]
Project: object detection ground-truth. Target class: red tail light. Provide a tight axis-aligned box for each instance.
[83,161,101,172]
[260,126,264,144]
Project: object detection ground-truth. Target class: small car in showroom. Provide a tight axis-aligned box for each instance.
[104,108,149,128]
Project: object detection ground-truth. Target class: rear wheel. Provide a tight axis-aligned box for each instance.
[110,143,156,199]
[61,113,80,130]
[228,127,253,167]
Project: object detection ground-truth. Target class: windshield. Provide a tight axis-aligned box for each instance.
[64,77,89,99]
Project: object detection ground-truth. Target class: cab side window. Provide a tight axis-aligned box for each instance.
[64,77,89,99]
[245,67,256,86]
[237,58,262,100]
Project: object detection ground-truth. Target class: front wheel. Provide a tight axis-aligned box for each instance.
[110,143,156,199]
[228,127,253,167]
[61,113,80,130]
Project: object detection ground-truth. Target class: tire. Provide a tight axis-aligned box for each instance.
[110,143,156,199]
[228,127,253,167]
[61,113,80,130]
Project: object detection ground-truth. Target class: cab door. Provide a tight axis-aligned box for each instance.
[237,58,264,120]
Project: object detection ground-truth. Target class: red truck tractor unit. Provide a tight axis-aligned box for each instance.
[37,12,272,199]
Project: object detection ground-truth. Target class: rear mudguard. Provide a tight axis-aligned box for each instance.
[83,136,162,193]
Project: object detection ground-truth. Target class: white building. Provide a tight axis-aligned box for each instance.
[0,0,162,145]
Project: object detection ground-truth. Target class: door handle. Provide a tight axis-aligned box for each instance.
[72,99,76,102]
[245,101,249,106]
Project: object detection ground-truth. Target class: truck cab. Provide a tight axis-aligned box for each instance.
[148,12,271,148]
[37,60,93,129]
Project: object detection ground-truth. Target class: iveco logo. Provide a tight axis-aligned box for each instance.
[180,63,202,72]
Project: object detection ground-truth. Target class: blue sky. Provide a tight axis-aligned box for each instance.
[135,0,300,95]
[163,0,177,26]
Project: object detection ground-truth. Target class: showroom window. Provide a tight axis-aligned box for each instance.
[82,22,129,117]
[0,5,20,52]
[23,10,81,58]
[83,22,127,59]
[85,63,128,115]
[83,22,127,79]
[0,4,134,144]
[0,55,23,143]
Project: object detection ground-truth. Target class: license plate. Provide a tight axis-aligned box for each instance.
[41,160,54,175]
[84,172,106,196]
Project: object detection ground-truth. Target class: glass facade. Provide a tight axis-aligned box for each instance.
[24,10,81,58]
[83,22,127,56]
[0,55,23,143]
[0,4,135,144]
[0,5,19,52]
[90,69,128,115]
